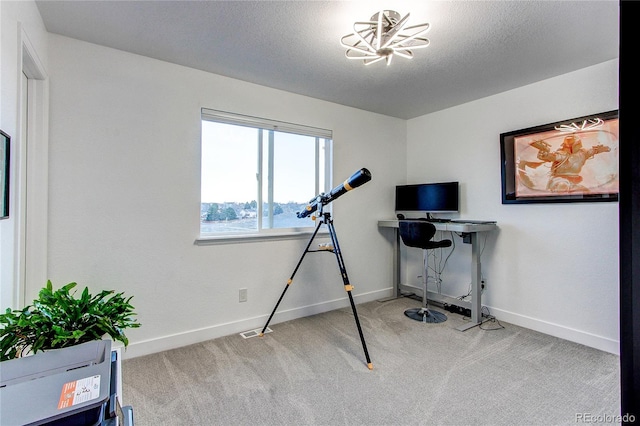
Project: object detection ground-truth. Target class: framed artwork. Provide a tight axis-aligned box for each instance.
[500,110,619,204]
[1,130,9,219]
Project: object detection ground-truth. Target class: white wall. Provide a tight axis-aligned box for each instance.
[0,0,49,310]
[46,34,406,358]
[406,59,619,353]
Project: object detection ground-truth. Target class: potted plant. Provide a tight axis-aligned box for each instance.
[0,280,140,361]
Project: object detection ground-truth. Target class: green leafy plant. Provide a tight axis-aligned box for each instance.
[0,280,140,361]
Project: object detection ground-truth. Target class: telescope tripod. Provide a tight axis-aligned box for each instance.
[259,211,373,370]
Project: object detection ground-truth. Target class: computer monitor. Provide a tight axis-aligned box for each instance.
[395,182,459,217]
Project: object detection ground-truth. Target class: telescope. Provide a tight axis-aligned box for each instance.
[297,168,371,218]
[262,167,375,370]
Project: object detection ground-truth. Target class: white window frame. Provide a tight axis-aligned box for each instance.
[196,108,333,245]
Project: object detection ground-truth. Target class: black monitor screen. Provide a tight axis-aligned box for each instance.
[395,182,459,213]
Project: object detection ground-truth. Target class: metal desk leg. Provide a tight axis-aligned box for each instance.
[378,227,401,302]
[456,231,482,331]
[393,228,401,298]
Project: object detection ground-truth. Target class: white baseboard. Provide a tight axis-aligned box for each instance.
[121,288,390,359]
[486,306,620,355]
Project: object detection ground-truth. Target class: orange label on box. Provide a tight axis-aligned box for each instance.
[57,375,101,409]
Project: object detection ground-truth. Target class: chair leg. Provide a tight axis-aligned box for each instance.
[404,249,447,323]
[422,249,429,310]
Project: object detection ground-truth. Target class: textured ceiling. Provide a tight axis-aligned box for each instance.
[35,0,619,119]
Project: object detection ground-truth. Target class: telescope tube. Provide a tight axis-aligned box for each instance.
[297,168,371,218]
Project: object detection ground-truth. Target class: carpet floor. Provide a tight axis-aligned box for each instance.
[122,297,620,425]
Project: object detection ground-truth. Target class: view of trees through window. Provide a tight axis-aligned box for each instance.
[199,200,307,234]
[200,111,332,235]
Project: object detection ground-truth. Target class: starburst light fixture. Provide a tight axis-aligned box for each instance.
[340,10,430,66]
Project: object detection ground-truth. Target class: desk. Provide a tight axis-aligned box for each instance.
[378,219,497,331]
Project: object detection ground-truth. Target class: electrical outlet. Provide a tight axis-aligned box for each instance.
[239,288,248,302]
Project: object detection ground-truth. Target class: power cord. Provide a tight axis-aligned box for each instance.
[479,306,504,331]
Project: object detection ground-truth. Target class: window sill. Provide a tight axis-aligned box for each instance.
[195,229,329,245]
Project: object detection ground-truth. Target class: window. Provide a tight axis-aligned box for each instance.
[200,109,332,238]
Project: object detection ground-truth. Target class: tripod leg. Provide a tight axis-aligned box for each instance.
[327,221,373,370]
[260,220,322,336]
[346,291,373,370]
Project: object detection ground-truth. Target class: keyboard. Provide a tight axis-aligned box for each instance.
[449,220,496,225]
[402,217,451,223]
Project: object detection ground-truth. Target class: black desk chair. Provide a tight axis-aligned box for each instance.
[399,221,452,323]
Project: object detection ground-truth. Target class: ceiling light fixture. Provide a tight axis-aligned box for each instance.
[340,10,430,66]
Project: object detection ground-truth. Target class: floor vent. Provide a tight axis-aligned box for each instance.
[240,327,272,339]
